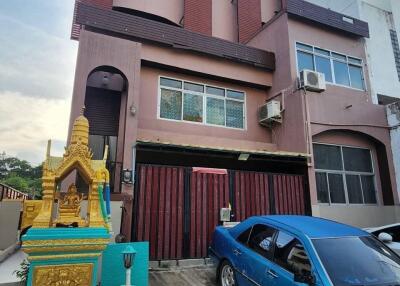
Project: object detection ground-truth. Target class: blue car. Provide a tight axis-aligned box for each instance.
[209,215,400,286]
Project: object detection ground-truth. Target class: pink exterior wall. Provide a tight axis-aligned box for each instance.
[285,18,397,204]
[212,0,238,42]
[68,30,142,239]
[112,0,184,26]
[261,0,280,23]
[247,14,308,154]
[246,13,398,204]
[247,14,291,97]
[137,66,276,151]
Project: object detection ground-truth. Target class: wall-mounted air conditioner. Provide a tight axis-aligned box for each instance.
[259,100,281,125]
[300,69,326,92]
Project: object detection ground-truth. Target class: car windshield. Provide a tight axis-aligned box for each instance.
[313,236,400,286]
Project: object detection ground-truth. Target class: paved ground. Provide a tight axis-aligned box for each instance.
[0,250,217,286]
[149,266,217,286]
[0,250,26,285]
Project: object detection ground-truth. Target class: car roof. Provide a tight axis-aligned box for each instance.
[365,223,400,233]
[253,215,369,239]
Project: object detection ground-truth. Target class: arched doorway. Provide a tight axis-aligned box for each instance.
[78,66,128,193]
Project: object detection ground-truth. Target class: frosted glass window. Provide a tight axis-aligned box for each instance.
[160,88,182,120]
[226,100,244,128]
[183,93,203,122]
[207,98,225,125]
[159,77,245,129]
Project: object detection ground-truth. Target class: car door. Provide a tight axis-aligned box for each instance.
[267,230,315,286]
[232,224,278,286]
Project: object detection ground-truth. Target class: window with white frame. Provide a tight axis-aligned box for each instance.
[296,43,365,90]
[159,77,245,129]
[313,143,377,205]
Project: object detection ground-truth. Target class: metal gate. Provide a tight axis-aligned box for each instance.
[189,172,230,258]
[133,165,185,260]
[133,164,307,260]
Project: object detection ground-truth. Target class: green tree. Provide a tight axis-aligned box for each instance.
[0,152,43,198]
[3,175,29,191]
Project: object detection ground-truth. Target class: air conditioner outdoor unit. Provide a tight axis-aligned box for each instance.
[300,69,326,92]
[259,100,281,125]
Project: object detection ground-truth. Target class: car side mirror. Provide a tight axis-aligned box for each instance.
[378,232,393,243]
[294,271,316,285]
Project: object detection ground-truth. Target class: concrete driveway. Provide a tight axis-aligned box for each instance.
[149,265,217,286]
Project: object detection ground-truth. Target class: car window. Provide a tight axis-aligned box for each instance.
[237,227,252,245]
[274,231,312,275]
[373,226,400,242]
[313,236,400,285]
[248,224,276,259]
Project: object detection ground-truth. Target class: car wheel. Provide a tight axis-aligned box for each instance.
[219,260,236,286]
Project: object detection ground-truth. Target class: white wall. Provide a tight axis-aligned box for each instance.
[312,204,400,228]
[304,0,360,18]
[361,0,400,103]
[304,0,400,102]
[0,201,21,250]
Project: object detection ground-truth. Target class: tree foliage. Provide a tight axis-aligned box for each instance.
[0,152,43,198]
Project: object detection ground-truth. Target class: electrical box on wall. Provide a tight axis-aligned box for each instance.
[259,100,282,125]
[220,208,231,222]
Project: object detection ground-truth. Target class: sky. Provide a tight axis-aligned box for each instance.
[0,1,78,165]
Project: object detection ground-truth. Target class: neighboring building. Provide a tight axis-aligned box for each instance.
[68,0,398,260]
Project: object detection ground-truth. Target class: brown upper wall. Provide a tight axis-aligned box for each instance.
[238,0,262,43]
[71,0,112,39]
[184,0,212,35]
[75,3,275,71]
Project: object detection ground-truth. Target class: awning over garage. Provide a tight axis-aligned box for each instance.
[136,139,310,159]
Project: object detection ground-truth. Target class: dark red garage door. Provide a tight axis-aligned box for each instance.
[133,164,307,260]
